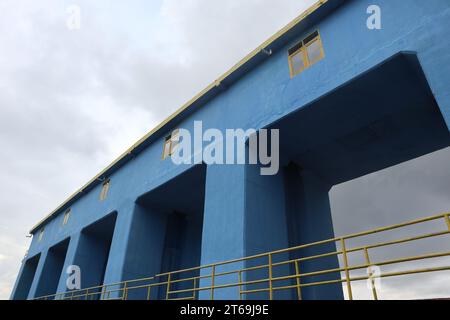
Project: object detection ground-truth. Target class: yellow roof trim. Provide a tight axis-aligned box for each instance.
[30,0,328,234]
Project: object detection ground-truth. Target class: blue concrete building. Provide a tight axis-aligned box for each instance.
[11,0,450,300]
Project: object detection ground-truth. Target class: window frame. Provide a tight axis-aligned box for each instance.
[162,129,180,160]
[62,209,71,226]
[288,31,325,78]
[162,136,172,159]
[38,228,45,242]
[305,36,324,65]
[288,47,308,76]
[99,179,110,201]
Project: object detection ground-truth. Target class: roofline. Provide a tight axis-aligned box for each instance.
[30,0,335,234]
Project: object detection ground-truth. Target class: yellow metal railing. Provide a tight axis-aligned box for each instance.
[35,212,450,300]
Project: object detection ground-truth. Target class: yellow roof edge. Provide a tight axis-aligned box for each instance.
[29,0,328,234]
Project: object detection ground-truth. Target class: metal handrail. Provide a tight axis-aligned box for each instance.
[34,212,450,300]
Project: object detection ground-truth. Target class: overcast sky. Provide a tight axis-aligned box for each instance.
[0,0,449,300]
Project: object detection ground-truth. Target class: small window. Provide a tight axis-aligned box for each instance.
[162,129,180,160]
[288,31,324,77]
[63,209,71,225]
[306,38,323,64]
[162,136,172,159]
[38,228,45,242]
[99,179,110,201]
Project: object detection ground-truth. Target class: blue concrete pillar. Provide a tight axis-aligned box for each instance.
[102,204,135,286]
[55,233,81,298]
[245,163,291,300]
[117,203,168,300]
[284,166,343,300]
[199,164,246,300]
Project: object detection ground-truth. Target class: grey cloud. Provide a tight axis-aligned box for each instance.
[0,0,319,299]
[331,147,450,300]
[1,0,448,300]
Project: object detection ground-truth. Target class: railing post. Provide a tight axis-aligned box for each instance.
[192,277,197,300]
[146,286,152,301]
[364,247,378,300]
[210,265,216,300]
[100,286,106,300]
[268,254,273,300]
[166,273,172,300]
[445,214,450,231]
[341,238,353,300]
[122,282,128,300]
[294,260,302,300]
[238,271,243,300]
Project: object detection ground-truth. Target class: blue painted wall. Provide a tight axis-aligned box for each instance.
[11,0,450,300]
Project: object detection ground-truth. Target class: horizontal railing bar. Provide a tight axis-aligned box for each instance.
[168,297,196,301]
[120,281,170,292]
[268,250,450,283]
[37,276,157,300]
[63,280,174,300]
[343,214,448,240]
[168,274,210,285]
[268,214,448,257]
[243,265,450,294]
[344,265,450,285]
[348,230,450,253]
[241,250,345,275]
[166,276,275,295]
[361,251,450,269]
[296,250,450,280]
